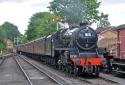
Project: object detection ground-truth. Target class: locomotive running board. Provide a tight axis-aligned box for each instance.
[54,48,70,50]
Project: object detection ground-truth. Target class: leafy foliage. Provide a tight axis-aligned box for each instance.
[0,40,7,52]
[25,1,110,41]
[0,26,6,42]
[1,22,21,41]
[0,22,21,51]
[26,12,60,41]
[20,35,28,44]
[97,13,110,28]
[49,0,101,24]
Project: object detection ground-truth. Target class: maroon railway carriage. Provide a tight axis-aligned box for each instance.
[113,25,125,73]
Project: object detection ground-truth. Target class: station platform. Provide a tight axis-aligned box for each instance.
[0,56,29,85]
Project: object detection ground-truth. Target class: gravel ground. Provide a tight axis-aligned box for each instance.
[0,56,29,85]
[100,73,125,85]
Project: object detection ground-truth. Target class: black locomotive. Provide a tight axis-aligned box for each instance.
[17,23,104,76]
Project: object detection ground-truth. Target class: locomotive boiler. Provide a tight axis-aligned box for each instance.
[17,23,104,76]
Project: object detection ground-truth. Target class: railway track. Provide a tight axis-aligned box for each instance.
[14,55,73,85]
[21,55,93,85]
[81,76,120,85]
[68,72,120,85]
[74,70,121,85]
[19,54,123,85]
[0,57,5,65]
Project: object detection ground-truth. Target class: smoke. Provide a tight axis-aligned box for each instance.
[61,0,86,24]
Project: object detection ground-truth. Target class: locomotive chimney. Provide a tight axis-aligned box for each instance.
[79,22,88,27]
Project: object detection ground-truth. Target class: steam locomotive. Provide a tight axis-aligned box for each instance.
[17,23,104,76]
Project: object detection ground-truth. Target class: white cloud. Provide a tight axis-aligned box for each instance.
[0,0,52,34]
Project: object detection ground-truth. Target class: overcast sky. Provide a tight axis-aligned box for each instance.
[0,0,52,34]
[0,0,125,34]
[99,0,125,27]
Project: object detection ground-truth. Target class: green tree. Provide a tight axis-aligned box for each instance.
[0,40,7,52]
[97,13,110,28]
[20,35,28,44]
[0,26,6,42]
[1,22,21,42]
[49,0,101,24]
[0,26,7,52]
[26,12,60,41]
[0,22,21,52]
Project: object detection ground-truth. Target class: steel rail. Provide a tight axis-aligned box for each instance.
[99,76,119,84]
[0,57,5,65]
[100,73,120,84]
[81,77,119,85]
[20,55,72,85]
[76,73,119,85]
[14,56,33,85]
[16,54,119,85]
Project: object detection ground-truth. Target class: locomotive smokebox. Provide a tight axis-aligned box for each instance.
[75,25,98,51]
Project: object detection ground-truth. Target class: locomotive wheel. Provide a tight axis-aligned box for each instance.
[58,64,62,70]
[93,66,100,77]
[73,66,79,76]
[62,65,66,71]
[69,65,74,74]
[66,65,69,73]
[66,65,72,73]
